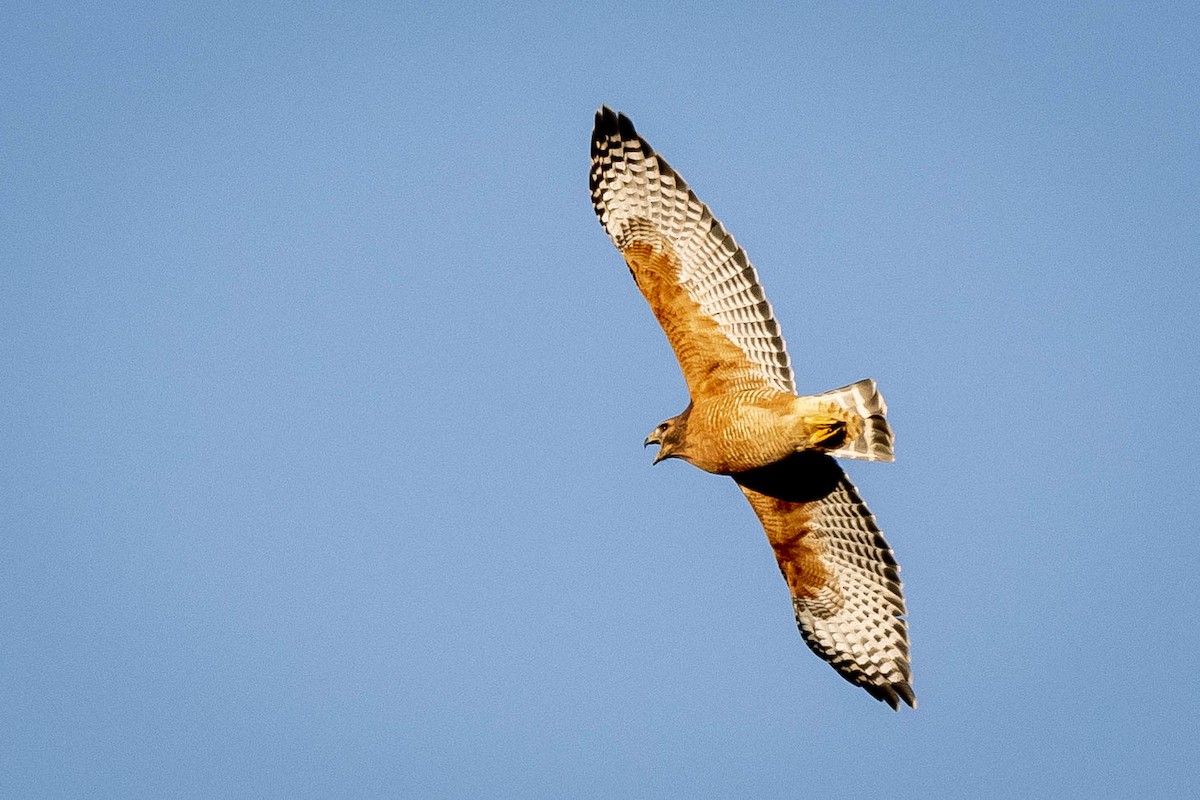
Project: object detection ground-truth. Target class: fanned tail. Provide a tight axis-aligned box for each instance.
[819,379,893,462]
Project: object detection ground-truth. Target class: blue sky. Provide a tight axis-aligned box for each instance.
[4,2,1199,797]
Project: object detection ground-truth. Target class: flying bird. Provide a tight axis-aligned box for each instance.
[589,107,914,709]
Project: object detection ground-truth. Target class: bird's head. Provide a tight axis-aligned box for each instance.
[644,415,687,465]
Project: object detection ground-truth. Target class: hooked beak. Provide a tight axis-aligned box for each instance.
[644,431,667,464]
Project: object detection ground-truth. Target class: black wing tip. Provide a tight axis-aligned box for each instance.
[594,104,618,135]
[615,109,638,143]
[864,680,917,710]
[591,106,654,159]
[593,105,629,140]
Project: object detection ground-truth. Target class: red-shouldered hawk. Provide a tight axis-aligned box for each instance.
[590,107,914,709]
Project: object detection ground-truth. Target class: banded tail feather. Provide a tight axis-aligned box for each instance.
[818,379,894,463]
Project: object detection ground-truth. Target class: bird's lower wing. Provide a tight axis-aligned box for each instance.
[734,452,915,709]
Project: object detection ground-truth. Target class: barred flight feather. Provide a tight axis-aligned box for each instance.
[591,106,796,395]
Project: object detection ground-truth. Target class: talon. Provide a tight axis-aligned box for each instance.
[807,417,848,449]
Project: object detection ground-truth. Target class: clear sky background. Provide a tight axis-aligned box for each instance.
[4,2,1199,797]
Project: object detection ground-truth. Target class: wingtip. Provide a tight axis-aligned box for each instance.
[591,106,649,155]
[866,680,917,710]
[615,108,638,142]
[593,105,621,138]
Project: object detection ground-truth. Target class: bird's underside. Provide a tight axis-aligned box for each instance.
[590,106,914,709]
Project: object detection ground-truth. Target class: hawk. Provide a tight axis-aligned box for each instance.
[590,107,915,709]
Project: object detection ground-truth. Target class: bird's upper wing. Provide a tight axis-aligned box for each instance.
[734,452,914,709]
[590,107,796,398]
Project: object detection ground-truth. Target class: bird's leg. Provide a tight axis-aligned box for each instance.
[800,406,864,452]
[802,415,848,449]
